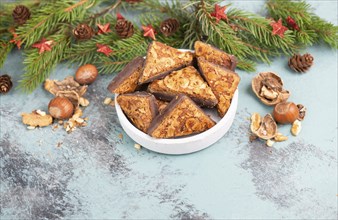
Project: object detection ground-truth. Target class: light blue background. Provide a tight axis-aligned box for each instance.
[1,1,337,219]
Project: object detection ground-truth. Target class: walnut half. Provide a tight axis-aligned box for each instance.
[252,72,290,106]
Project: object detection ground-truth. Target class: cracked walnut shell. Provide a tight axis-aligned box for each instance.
[252,72,290,106]
[251,113,278,140]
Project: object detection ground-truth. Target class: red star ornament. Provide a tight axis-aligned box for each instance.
[32,38,54,54]
[210,4,228,23]
[286,16,300,31]
[117,13,125,20]
[142,25,156,40]
[270,18,288,38]
[97,23,111,34]
[96,43,113,56]
[9,31,22,49]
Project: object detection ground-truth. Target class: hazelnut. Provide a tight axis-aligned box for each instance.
[48,97,74,119]
[75,64,98,85]
[273,102,299,124]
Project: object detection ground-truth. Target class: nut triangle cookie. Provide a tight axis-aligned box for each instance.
[197,57,240,117]
[107,56,144,94]
[138,41,194,84]
[148,95,216,138]
[194,41,237,71]
[117,91,158,132]
[148,66,218,107]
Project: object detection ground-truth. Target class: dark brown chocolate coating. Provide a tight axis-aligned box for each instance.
[107,56,144,93]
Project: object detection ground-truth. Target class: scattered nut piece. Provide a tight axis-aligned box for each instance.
[266,139,275,147]
[274,133,288,142]
[36,109,46,116]
[103,97,112,105]
[79,97,90,107]
[58,120,64,125]
[134,143,141,150]
[118,133,123,139]
[250,113,261,132]
[63,108,87,133]
[297,104,306,121]
[72,108,83,119]
[22,111,53,127]
[56,142,63,148]
[27,126,36,130]
[291,120,302,136]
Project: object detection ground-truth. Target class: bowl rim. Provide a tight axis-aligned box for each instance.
[114,89,238,144]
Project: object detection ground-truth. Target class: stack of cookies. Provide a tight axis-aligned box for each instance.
[108,41,240,139]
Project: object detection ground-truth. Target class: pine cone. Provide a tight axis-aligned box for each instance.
[0,74,13,94]
[12,5,31,25]
[160,18,179,36]
[73,24,94,40]
[288,53,314,73]
[115,19,134,38]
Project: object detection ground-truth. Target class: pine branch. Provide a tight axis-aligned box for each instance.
[227,8,298,56]
[15,0,96,47]
[266,0,338,48]
[0,40,13,68]
[17,33,71,93]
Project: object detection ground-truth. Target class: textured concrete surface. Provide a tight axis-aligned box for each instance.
[0,1,337,219]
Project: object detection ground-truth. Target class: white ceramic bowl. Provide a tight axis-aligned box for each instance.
[115,89,238,155]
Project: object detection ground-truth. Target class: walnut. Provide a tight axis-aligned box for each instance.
[21,111,53,127]
[44,76,88,106]
[252,72,290,105]
[252,114,278,140]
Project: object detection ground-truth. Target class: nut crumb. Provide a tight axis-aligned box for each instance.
[134,143,141,150]
[103,97,112,105]
[52,124,59,131]
[79,97,90,107]
[58,120,63,125]
[56,142,63,147]
[118,133,123,139]
[266,139,275,147]
[36,109,46,116]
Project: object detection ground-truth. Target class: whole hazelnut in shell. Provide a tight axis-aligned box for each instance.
[75,64,98,85]
[273,102,299,124]
[48,97,74,119]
